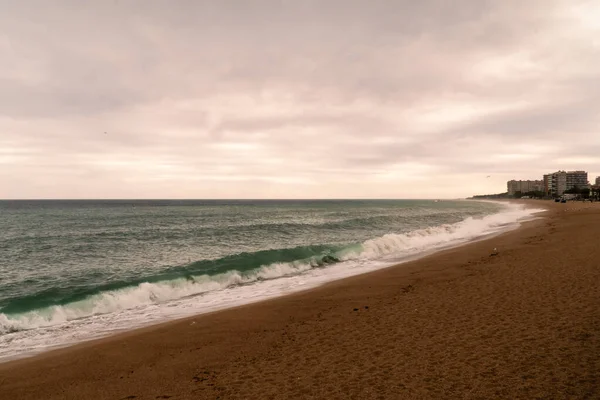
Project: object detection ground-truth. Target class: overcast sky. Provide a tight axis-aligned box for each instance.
[1,0,599,199]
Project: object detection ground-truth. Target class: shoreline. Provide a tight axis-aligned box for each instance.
[0,200,539,363]
[3,200,600,399]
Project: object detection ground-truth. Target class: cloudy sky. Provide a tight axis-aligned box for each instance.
[1,0,599,199]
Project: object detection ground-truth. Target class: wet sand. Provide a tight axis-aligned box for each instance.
[1,201,599,399]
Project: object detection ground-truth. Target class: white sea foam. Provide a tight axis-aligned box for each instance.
[0,202,544,361]
[355,204,534,260]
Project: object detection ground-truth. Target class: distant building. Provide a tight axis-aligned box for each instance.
[507,181,516,195]
[547,171,567,197]
[595,176,600,186]
[507,180,544,196]
[566,171,589,190]
[524,180,544,193]
[543,174,551,195]
[507,181,518,195]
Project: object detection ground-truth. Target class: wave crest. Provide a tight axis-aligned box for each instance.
[0,203,541,335]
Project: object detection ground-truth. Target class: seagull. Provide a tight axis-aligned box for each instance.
[486,175,491,178]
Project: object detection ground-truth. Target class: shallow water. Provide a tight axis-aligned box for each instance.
[0,199,542,361]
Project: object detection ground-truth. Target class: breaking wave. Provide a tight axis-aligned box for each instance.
[0,203,541,335]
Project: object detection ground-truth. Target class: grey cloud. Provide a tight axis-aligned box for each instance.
[1,0,599,198]
[1,0,559,117]
[444,97,600,140]
[214,113,392,135]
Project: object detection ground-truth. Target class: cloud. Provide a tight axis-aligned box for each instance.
[0,0,598,198]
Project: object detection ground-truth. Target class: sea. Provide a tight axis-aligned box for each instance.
[0,199,542,362]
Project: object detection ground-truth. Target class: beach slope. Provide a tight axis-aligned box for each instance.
[1,201,599,399]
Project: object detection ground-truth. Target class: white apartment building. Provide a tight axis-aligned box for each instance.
[547,171,567,197]
[507,180,544,196]
[566,171,589,190]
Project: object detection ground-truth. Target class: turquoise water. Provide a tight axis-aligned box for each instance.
[0,199,538,360]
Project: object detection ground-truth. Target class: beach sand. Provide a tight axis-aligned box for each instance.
[1,201,599,399]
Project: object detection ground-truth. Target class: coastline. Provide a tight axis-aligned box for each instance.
[2,200,599,399]
[0,200,537,363]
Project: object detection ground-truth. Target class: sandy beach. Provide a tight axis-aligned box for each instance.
[1,200,599,399]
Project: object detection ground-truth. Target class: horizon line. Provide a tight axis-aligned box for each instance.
[0,197,465,201]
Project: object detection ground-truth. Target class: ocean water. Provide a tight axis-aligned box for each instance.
[0,200,541,361]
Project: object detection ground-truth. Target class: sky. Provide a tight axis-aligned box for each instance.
[1,0,599,199]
